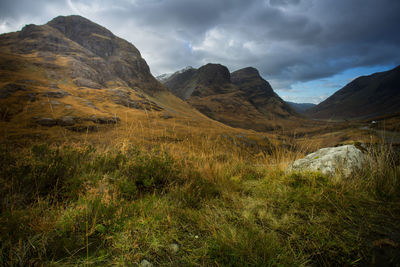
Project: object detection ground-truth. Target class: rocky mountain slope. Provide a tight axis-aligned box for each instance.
[162,64,298,131]
[0,15,209,138]
[306,65,400,120]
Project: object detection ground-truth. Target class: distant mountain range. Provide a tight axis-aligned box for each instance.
[160,64,298,131]
[286,102,316,114]
[306,65,400,120]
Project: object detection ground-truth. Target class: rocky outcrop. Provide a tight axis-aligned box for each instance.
[108,89,163,110]
[36,117,58,127]
[35,115,120,127]
[288,145,366,177]
[42,90,70,98]
[73,78,102,89]
[58,116,75,126]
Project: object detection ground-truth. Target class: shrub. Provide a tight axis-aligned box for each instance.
[173,170,220,209]
[0,145,93,207]
[120,149,179,194]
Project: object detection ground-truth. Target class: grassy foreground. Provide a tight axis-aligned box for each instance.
[0,140,399,266]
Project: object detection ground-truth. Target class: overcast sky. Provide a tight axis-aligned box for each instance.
[1,0,399,103]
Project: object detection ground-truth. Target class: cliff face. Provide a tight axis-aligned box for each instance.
[231,67,296,118]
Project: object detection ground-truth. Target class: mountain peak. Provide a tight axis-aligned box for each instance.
[197,63,231,85]
[232,67,260,77]
[47,15,118,58]
[231,67,262,84]
[14,15,163,94]
[48,15,112,36]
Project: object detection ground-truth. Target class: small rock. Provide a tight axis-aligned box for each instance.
[42,90,70,98]
[140,259,153,267]
[83,100,99,110]
[0,83,28,98]
[15,79,44,86]
[50,100,60,105]
[168,243,179,254]
[36,117,57,127]
[87,116,120,124]
[24,93,37,102]
[160,112,173,119]
[66,125,98,132]
[58,116,75,126]
[73,78,102,89]
[50,83,60,89]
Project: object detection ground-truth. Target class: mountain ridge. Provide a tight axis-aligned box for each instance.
[161,64,298,131]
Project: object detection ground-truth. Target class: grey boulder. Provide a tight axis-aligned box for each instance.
[288,145,366,177]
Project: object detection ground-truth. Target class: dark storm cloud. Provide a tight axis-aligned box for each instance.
[0,0,399,93]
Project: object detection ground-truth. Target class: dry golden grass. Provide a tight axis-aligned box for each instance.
[1,127,399,266]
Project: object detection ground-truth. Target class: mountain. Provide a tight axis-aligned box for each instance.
[156,73,173,82]
[306,65,400,120]
[287,102,316,113]
[162,64,298,131]
[0,15,207,136]
[156,66,194,82]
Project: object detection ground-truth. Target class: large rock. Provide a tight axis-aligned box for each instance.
[288,145,366,177]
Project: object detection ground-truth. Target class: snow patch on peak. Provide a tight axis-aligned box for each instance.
[156,73,173,82]
[156,66,195,82]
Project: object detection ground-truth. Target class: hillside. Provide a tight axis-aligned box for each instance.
[306,65,400,120]
[162,64,298,131]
